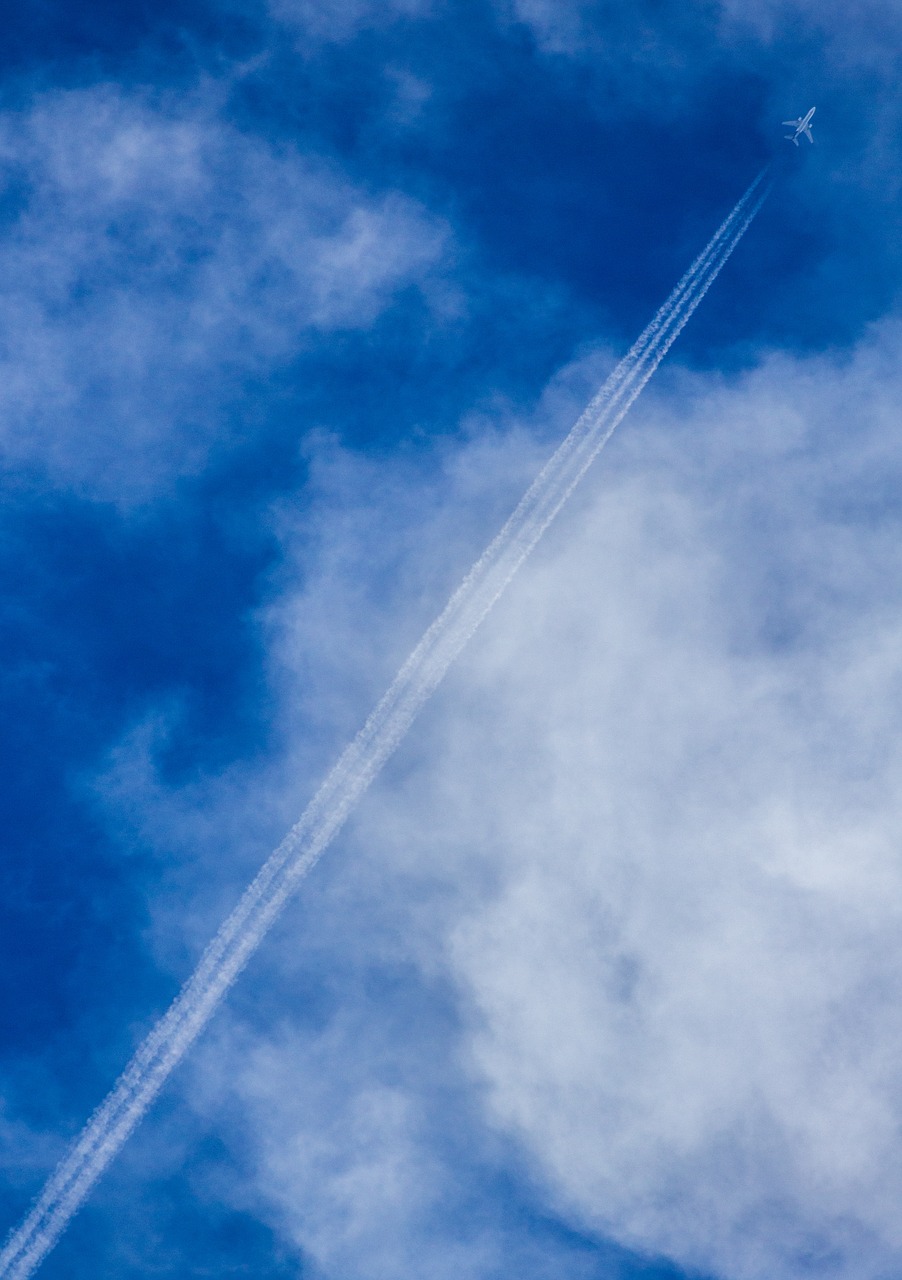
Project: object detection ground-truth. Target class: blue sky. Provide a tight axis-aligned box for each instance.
[2,2,902,1278]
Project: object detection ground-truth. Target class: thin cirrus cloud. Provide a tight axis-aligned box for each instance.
[503,0,902,59]
[497,0,902,199]
[0,85,449,502]
[267,0,438,39]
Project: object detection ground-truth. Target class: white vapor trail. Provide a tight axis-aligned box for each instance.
[0,167,770,1280]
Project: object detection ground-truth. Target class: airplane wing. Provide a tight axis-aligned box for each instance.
[782,108,815,145]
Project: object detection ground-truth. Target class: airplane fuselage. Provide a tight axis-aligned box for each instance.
[783,107,816,146]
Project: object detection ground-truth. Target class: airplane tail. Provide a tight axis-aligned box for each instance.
[785,134,799,145]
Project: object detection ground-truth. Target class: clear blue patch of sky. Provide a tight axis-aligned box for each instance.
[0,487,276,1122]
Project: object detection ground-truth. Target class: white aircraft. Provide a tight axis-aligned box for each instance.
[783,107,816,146]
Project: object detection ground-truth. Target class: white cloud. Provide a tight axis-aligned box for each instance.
[254,317,902,1279]
[501,0,902,62]
[0,85,449,502]
[221,1022,489,1280]
[497,0,600,56]
[267,0,437,42]
[0,1104,62,1195]
[714,0,902,57]
[425,323,902,1280]
[88,314,902,1279]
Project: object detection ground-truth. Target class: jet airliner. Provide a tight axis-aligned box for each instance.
[783,107,816,146]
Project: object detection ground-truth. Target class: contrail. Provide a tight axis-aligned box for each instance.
[0,167,770,1280]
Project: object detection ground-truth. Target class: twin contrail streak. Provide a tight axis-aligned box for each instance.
[0,166,771,1280]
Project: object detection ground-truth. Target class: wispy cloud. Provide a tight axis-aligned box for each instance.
[79,308,902,1280]
[440,320,902,1280]
[267,0,439,42]
[3,4,902,1278]
[1,175,764,1280]
[0,84,448,502]
[503,0,902,64]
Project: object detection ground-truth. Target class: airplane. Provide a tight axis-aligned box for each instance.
[783,107,815,146]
